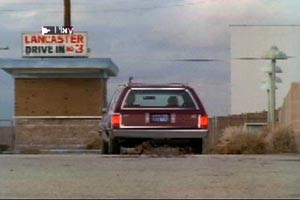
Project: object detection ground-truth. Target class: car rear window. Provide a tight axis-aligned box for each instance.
[122,89,196,109]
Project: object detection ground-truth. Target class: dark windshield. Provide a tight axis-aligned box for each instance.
[123,89,196,108]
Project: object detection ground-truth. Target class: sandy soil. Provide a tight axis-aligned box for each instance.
[0,154,299,199]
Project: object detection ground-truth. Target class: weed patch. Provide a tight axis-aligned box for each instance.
[212,125,297,154]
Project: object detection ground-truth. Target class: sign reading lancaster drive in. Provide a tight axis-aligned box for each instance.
[22,32,88,57]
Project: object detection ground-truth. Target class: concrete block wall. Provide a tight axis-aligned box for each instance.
[12,78,107,150]
[279,83,300,152]
[15,118,101,149]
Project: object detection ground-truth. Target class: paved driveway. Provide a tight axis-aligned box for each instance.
[0,154,299,198]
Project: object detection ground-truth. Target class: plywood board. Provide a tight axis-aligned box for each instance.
[15,78,106,116]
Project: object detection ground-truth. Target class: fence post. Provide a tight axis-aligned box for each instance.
[215,116,218,145]
[210,117,215,147]
[10,119,15,151]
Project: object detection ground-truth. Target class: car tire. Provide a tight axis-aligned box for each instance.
[191,139,203,154]
[109,136,120,154]
[101,140,109,154]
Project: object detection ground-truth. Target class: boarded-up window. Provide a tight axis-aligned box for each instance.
[15,78,106,116]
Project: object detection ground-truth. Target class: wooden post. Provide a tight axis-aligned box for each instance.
[64,0,71,26]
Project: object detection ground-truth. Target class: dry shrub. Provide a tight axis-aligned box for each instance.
[86,138,101,149]
[215,127,266,154]
[134,141,193,155]
[268,126,296,153]
[214,125,297,154]
[20,148,41,154]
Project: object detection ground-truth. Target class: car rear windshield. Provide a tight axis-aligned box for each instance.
[122,89,196,109]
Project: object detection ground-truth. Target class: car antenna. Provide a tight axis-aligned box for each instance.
[128,76,133,85]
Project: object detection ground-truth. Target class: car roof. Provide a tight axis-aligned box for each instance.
[123,82,192,89]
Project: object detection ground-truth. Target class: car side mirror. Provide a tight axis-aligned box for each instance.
[102,107,108,113]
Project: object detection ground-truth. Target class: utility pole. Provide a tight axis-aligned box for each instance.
[266,88,271,123]
[269,59,276,128]
[262,46,287,129]
[64,0,71,26]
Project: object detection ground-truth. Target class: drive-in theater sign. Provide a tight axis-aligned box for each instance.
[22,32,88,57]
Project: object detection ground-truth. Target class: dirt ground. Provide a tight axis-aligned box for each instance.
[0,154,299,199]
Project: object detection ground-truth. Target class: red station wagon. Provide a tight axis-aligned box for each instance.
[100,83,209,154]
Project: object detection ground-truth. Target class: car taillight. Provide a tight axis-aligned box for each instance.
[198,115,209,129]
[111,114,122,128]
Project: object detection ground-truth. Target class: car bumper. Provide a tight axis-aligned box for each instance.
[110,129,208,139]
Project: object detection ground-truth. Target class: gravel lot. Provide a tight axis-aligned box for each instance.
[0,154,299,199]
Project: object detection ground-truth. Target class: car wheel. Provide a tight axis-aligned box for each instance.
[191,139,203,154]
[109,136,120,154]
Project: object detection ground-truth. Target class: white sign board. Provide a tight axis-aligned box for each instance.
[22,32,88,57]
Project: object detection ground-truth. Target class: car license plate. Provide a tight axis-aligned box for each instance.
[150,114,170,123]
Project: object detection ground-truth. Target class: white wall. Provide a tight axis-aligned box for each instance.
[230,25,300,114]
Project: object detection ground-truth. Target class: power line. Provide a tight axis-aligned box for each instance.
[0,0,205,13]
[3,0,202,4]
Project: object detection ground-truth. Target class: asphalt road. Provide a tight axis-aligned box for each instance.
[0,154,299,199]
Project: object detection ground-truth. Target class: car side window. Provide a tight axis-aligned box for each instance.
[108,88,122,112]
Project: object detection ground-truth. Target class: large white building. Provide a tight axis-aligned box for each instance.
[230,25,300,114]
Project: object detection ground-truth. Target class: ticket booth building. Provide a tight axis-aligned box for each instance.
[1,58,118,150]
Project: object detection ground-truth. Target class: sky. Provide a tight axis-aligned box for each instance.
[1,0,300,118]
